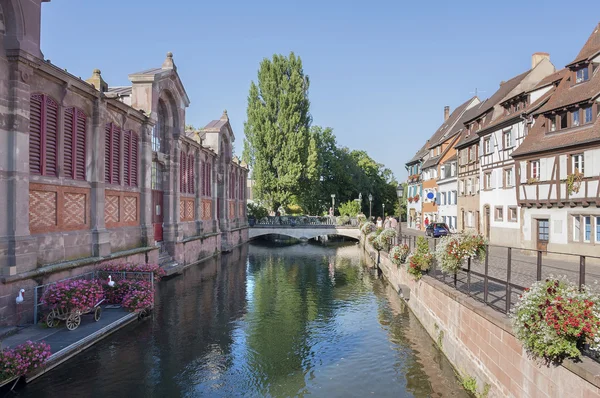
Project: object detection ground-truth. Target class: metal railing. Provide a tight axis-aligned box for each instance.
[250,216,359,228]
[33,270,154,324]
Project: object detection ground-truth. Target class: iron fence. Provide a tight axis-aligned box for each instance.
[33,270,154,324]
[251,216,359,228]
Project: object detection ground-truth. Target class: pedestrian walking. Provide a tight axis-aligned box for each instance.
[390,217,398,229]
[376,217,383,229]
[384,216,391,229]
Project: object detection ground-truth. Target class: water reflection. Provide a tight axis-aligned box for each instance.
[19,242,466,398]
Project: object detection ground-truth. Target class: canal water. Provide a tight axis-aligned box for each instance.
[19,242,468,397]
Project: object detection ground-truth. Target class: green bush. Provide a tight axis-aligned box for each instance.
[337,200,360,217]
[247,202,269,220]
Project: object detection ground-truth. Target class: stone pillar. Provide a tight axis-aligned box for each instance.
[0,52,38,275]
[89,96,111,258]
[163,139,181,248]
[211,158,219,234]
[139,121,154,246]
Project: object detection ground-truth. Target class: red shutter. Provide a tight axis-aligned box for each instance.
[123,130,131,186]
[64,108,75,178]
[208,162,211,196]
[131,132,138,186]
[112,125,120,184]
[105,124,111,183]
[180,152,185,193]
[75,109,86,180]
[200,161,205,196]
[44,97,58,177]
[29,94,43,175]
[189,154,195,194]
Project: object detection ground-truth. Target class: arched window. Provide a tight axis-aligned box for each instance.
[151,161,163,190]
[105,123,121,184]
[64,107,87,180]
[29,94,59,176]
[123,130,139,186]
[153,100,167,153]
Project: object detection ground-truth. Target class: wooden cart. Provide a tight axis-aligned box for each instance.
[46,299,105,331]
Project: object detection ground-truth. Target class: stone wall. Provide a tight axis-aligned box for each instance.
[362,238,600,398]
[0,247,159,326]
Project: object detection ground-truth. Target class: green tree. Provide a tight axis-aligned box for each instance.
[337,200,361,217]
[243,52,312,212]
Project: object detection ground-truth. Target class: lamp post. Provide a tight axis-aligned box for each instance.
[331,194,336,216]
[382,203,385,218]
[368,193,373,220]
[396,183,404,243]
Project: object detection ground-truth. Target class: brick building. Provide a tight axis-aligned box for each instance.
[0,0,248,325]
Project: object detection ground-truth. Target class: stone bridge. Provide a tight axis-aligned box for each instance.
[249,226,360,241]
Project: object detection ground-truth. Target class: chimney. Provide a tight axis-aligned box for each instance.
[86,69,108,93]
[531,52,550,69]
[444,106,450,121]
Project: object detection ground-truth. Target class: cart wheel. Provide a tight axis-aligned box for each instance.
[66,313,81,330]
[94,306,102,322]
[46,312,56,328]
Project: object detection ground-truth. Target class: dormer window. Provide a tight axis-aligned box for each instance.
[576,67,589,83]
[572,110,580,127]
[584,106,593,124]
[549,116,557,132]
[559,112,568,129]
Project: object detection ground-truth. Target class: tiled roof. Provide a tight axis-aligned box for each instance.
[535,69,600,114]
[203,119,228,131]
[406,141,430,165]
[107,86,132,96]
[532,69,567,90]
[511,117,600,157]
[479,87,556,133]
[444,153,457,162]
[453,102,486,148]
[427,97,478,149]
[421,155,441,170]
[567,23,600,66]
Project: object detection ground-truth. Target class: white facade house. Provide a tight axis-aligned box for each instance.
[437,159,458,231]
[476,54,556,246]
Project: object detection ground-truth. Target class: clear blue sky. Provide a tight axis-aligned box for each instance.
[41,1,599,180]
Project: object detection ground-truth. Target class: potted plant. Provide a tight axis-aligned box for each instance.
[413,194,420,203]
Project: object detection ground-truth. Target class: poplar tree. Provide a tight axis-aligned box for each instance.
[243,52,312,212]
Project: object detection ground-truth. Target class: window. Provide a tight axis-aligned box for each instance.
[549,116,557,132]
[484,172,492,190]
[29,94,59,176]
[560,112,568,129]
[202,160,212,196]
[430,149,434,157]
[440,166,446,179]
[475,177,480,193]
[450,163,456,177]
[151,161,163,190]
[459,180,464,196]
[584,216,591,242]
[188,154,195,194]
[467,178,473,195]
[573,215,580,241]
[531,160,540,179]
[572,153,584,174]
[104,123,121,184]
[508,207,517,222]
[504,168,513,187]
[596,217,600,243]
[468,211,473,227]
[572,110,580,127]
[123,130,139,186]
[495,206,503,221]
[63,107,87,180]
[576,67,589,83]
[484,137,491,154]
[503,130,513,148]
[584,106,593,124]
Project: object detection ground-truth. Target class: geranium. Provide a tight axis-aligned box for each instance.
[0,341,51,382]
[375,228,397,252]
[361,221,376,235]
[357,214,367,227]
[121,283,154,313]
[511,277,600,363]
[40,279,104,311]
[435,230,487,273]
[99,263,165,281]
[405,237,432,280]
[389,244,410,266]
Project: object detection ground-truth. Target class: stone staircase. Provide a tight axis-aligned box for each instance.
[157,244,183,276]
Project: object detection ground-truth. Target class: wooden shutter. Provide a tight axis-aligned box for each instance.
[131,132,138,186]
[64,108,75,178]
[112,125,120,184]
[75,109,86,180]
[105,124,111,183]
[29,94,43,175]
[188,154,194,194]
[44,97,59,177]
[123,130,131,186]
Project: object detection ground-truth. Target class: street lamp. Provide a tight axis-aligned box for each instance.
[382,203,385,218]
[331,194,336,216]
[396,183,404,243]
[368,193,373,220]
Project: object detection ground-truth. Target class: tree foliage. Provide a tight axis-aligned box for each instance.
[337,200,361,217]
[243,52,312,212]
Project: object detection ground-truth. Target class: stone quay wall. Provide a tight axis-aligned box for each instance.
[362,238,600,398]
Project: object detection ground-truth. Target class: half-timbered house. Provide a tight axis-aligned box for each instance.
[477,54,556,246]
[511,23,600,256]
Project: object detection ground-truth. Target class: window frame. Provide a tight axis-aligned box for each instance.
[573,215,581,242]
[572,109,580,127]
[530,160,540,180]
[584,106,593,124]
[503,130,513,149]
[495,206,503,222]
[484,172,492,190]
[572,153,584,174]
[504,167,513,188]
[576,67,589,83]
[508,206,518,222]
[584,216,591,243]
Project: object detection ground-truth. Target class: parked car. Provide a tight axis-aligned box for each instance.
[426,222,449,238]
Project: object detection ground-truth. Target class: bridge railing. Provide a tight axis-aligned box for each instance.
[250,216,358,228]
